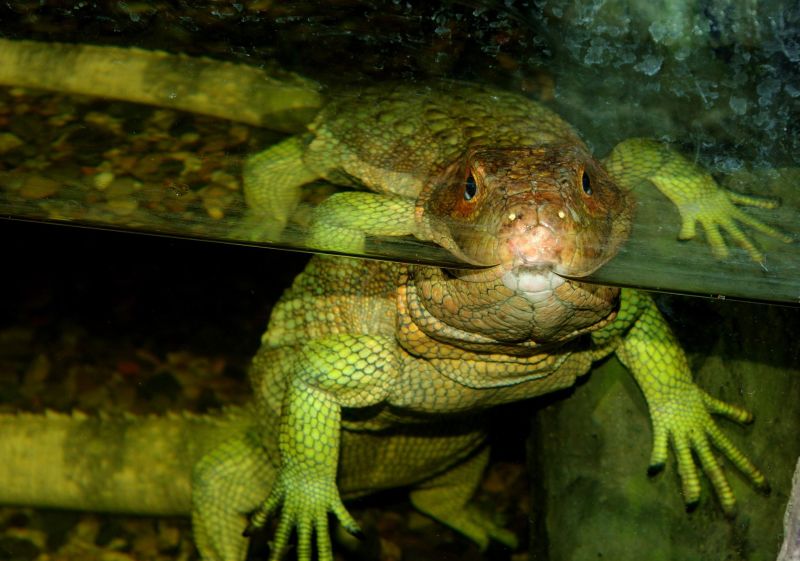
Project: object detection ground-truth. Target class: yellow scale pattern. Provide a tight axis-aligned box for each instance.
[191,82,785,561]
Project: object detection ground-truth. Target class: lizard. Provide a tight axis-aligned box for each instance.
[0,39,785,261]
[0,39,789,561]
[239,80,788,267]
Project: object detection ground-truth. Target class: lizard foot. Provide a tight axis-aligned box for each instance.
[410,496,518,550]
[231,211,288,243]
[605,138,792,264]
[409,447,518,551]
[247,470,360,561]
[668,186,792,263]
[461,505,519,550]
[647,383,768,515]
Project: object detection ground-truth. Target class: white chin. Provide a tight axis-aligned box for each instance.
[501,269,566,303]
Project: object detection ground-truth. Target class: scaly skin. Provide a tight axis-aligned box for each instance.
[241,81,789,263]
[0,41,786,561]
[0,38,322,133]
[0,407,256,514]
[243,81,584,242]
[200,138,774,561]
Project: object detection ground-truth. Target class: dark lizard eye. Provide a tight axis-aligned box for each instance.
[464,173,478,201]
[581,170,592,195]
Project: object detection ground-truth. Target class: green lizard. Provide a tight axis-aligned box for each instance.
[0,40,788,561]
[202,101,780,561]
[199,83,781,561]
[241,81,786,265]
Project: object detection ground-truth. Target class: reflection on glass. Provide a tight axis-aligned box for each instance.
[1,37,797,302]
[0,6,798,560]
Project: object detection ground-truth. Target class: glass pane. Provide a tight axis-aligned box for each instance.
[0,4,797,561]
[1,6,798,301]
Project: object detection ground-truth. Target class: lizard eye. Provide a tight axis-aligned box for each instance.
[581,170,593,195]
[464,173,478,201]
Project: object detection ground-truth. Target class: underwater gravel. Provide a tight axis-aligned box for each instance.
[0,87,263,241]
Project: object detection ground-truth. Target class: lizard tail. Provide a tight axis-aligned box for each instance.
[0,405,255,515]
[0,38,323,132]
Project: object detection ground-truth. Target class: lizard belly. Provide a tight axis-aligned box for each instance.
[337,416,486,498]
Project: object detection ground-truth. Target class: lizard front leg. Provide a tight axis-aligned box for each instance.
[306,192,417,255]
[238,137,418,255]
[604,138,791,263]
[595,289,768,513]
[237,135,320,242]
[248,334,401,561]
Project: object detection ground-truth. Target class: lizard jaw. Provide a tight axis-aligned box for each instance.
[501,267,566,303]
[498,222,575,303]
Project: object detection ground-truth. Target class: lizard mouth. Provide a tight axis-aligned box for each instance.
[501,266,566,303]
[496,221,602,303]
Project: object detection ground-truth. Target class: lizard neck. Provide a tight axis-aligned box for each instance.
[396,264,619,357]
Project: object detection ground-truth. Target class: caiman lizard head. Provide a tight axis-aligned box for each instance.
[418,144,632,276]
[414,145,633,341]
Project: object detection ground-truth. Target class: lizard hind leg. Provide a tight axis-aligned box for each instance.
[192,430,277,561]
[409,446,519,550]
